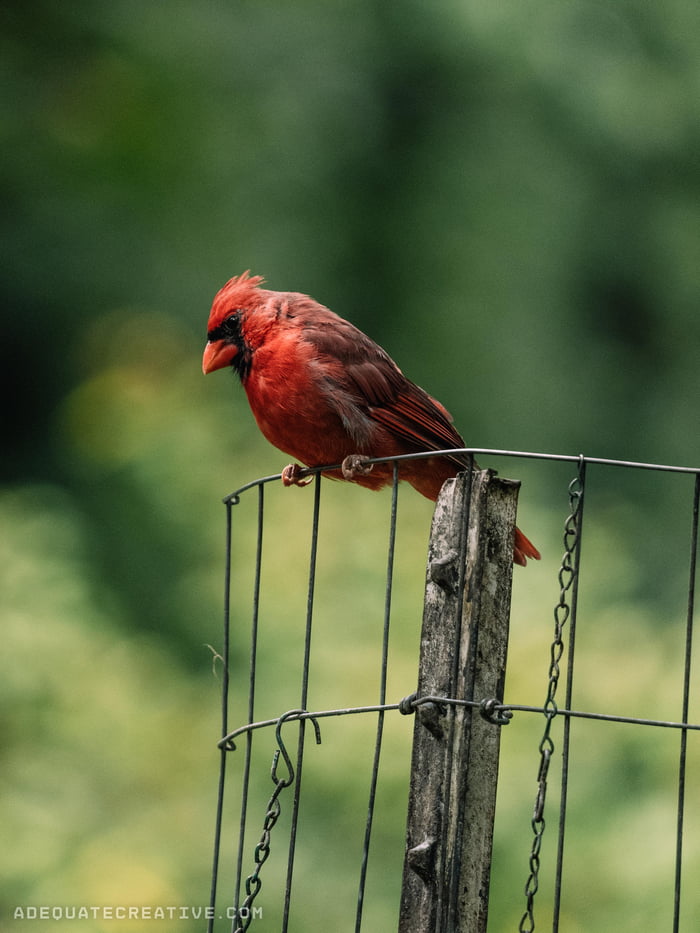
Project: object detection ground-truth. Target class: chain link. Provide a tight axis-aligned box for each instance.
[232,750,293,932]
[519,463,585,932]
[232,711,321,933]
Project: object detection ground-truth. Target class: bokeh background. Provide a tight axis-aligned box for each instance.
[3,2,700,931]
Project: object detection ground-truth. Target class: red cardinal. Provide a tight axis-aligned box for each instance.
[203,272,540,566]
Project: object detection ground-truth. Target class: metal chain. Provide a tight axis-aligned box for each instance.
[519,463,585,932]
[232,750,293,933]
[232,711,321,933]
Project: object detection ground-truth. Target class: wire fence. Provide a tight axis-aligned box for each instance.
[206,449,699,933]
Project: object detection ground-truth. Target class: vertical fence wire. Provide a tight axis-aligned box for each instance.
[232,482,266,923]
[519,458,585,933]
[446,457,475,930]
[282,473,322,933]
[207,495,234,933]
[355,462,400,932]
[673,474,700,932]
[552,459,586,932]
[281,475,324,933]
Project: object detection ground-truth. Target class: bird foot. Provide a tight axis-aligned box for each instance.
[341,454,374,480]
[281,463,313,487]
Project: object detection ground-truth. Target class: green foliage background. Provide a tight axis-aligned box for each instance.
[2,2,699,931]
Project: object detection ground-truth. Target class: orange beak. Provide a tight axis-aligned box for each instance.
[202,339,236,374]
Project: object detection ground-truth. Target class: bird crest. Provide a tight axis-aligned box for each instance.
[207,271,266,330]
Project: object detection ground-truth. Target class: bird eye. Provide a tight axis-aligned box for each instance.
[208,310,242,342]
[221,312,241,335]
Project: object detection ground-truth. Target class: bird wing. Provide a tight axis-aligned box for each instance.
[304,316,469,466]
[370,383,469,463]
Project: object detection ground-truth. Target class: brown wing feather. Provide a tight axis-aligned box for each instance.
[302,314,469,468]
[370,384,469,466]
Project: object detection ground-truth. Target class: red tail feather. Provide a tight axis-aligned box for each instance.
[514,526,541,567]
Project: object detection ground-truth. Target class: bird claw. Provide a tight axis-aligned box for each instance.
[341,454,374,480]
[281,463,313,487]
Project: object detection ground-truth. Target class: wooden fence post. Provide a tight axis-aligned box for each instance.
[398,469,519,933]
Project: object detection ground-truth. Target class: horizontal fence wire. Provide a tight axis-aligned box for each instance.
[221,450,700,505]
[217,698,700,750]
[207,449,700,933]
